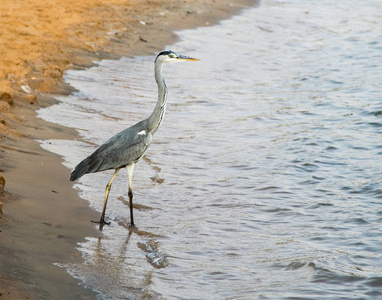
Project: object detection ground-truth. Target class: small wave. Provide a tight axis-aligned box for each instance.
[137,239,168,269]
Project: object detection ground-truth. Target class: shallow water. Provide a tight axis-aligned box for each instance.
[38,0,382,299]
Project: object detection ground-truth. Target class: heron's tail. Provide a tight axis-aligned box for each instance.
[70,156,102,181]
[70,160,88,181]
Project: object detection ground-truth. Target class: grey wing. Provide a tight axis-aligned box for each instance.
[70,126,152,181]
[97,129,153,172]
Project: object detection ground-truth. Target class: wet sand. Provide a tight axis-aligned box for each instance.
[0,0,255,298]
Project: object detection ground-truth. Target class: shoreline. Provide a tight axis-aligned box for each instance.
[0,0,256,298]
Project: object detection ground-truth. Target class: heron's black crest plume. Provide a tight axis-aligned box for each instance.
[155,50,175,61]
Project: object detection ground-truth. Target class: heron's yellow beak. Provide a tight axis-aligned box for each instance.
[177,55,199,61]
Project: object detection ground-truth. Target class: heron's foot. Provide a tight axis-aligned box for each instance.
[129,223,136,229]
[91,219,111,226]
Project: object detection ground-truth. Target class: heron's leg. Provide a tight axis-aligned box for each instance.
[126,164,135,227]
[100,168,120,224]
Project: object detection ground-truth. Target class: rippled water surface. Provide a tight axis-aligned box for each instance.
[38,0,382,298]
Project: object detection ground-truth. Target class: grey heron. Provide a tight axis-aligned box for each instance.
[70,50,199,227]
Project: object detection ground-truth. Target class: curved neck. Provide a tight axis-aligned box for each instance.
[147,61,167,134]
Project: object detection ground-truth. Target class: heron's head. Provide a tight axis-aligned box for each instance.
[155,50,199,64]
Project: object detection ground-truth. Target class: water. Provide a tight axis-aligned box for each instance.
[38,0,382,298]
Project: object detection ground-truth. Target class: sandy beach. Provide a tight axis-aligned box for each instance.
[0,0,254,298]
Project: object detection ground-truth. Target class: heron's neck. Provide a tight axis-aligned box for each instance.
[148,62,167,134]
